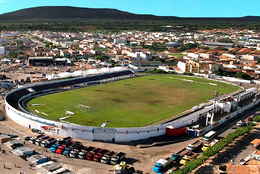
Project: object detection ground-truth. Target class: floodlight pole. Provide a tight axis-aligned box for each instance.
[211,91,218,125]
[236,83,242,110]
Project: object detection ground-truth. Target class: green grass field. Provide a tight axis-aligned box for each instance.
[26,75,239,127]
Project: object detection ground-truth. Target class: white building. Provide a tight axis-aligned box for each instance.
[0,46,4,55]
[114,38,126,44]
[241,55,258,61]
[127,51,152,60]
[177,61,186,73]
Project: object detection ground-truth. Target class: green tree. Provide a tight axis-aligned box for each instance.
[217,38,234,43]
[235,72,252,80]
[8,49,18,59]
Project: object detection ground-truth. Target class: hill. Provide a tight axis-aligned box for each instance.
[0,6,164,20]
[0,6,260,22]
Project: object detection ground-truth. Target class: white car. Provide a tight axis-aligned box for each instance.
[236,120,245,127]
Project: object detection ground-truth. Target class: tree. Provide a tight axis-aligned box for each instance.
[177,43,198,51]
[8,49,18,59]
[235,72,252,80]
[217,38,234,43]
[24,54,30,59]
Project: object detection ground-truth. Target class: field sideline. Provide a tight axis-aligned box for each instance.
[26,74,239,127]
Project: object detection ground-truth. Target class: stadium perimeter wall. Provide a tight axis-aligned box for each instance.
[4,80,258,142]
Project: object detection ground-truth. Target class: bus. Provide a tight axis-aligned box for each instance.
[203,131,216,142]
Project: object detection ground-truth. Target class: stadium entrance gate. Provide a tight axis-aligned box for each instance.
[93,128,116,142]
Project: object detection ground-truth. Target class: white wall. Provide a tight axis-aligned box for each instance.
[5,78,255,142]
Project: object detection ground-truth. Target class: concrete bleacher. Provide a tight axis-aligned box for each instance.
[6,70,135,110]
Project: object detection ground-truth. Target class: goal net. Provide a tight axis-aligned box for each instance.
[76,104,91,112]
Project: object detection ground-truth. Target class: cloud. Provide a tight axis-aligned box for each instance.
[0,0,9,3]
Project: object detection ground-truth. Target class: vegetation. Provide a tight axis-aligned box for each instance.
[253,115,260,122]
[217,38,234,43]
[8,49,18,59]
[26,75,238,127]
[235,72,252,80]
[1,7,260,32]
[94,55,109,61]
[168,53,185,58]
[215,69,253,80]
[141,42,167,52]
[177,43,198,51]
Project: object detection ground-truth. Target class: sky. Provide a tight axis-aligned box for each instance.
[0,0,259,17]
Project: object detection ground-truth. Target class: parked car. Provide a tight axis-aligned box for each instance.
[31,128,43,134]
[236,120,245,127]
[7,134,18,138]
[247,117,253,122]
[24,135,32,141]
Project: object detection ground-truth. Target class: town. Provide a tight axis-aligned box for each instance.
[0,29,260,82]
[0,28,260,174]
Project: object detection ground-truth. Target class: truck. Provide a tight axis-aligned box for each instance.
[86,148,102,161]
[29,134,44,144]
[110,152,126,165]
[171,148,190,161]
[50,144,60,153]
[41,137,56,148]
[56,137,72,144]
[69,144,84,158]
[101,151,116,164]
[180,152,198,165]
[152,158,174,173]
[63,142,82,156]
[35,135,49,146]
[56,141,73,154]
[93,149,110,162]
[202,139,219,152]
[114,161,136,174]
[203,131,216,142]
[78,146,95,159]
[186,140,202,151]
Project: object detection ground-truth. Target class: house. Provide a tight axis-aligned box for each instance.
[114,38,126,44]
[177,60,219,74]
[241,55,259,61]
[226,164,260,174]
[250,138,260,148]
[237,48,253,55]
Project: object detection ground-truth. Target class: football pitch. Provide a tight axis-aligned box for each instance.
[26,75,239,127]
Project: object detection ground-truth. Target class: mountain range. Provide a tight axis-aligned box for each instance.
[0,6,260,22]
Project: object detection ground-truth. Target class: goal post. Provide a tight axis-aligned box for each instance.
[76,104,91,112]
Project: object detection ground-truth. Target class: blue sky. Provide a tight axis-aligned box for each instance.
[0,0,259,17]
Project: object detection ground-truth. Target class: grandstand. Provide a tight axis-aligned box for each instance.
[6,69,135,112]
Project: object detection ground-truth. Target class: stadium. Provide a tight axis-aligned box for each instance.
[4,68,258,142]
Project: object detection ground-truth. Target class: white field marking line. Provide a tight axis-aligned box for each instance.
[0,122,27,136]
[166,77,217,86]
